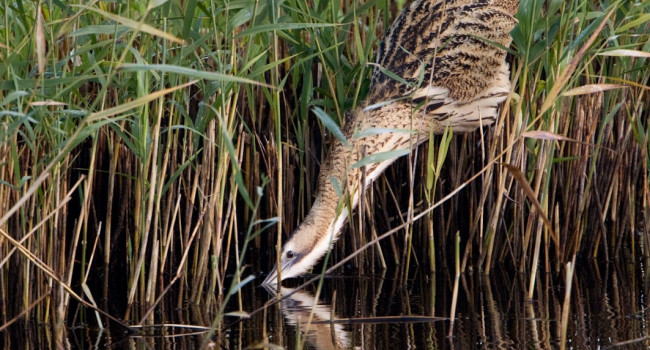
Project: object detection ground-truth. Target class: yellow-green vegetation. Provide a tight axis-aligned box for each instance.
[0,0,648,345]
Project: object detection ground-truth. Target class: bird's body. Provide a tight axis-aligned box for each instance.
[263,0,519,285]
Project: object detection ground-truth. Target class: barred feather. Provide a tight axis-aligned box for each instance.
[369,0,518,132]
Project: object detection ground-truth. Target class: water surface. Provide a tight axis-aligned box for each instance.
[3,261,649,349]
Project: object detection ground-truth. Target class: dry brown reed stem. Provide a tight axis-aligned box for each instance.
[472,62,521,272]
[559,257,576,350]
[239,142,518,326]
[64,139,97,311]
[147,97,177,304]
[1,1,647,339]
[137,207,205,325]
[104,124,122,265]
[364,192,387,269]
[0,292,50,332]
[157,131,172,272]
[190,120,215,302]
[0,165,52,229]
[82,222,102,284]
[180,151,201,305]
[0,226,130,331]
[448,232,460,337]
[403,125,426,278]
[0,177,83,267]
[160,125,182,274]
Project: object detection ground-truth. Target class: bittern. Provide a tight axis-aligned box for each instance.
[262,0,519,285]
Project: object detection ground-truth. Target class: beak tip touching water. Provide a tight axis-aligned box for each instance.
[261,265,279,286]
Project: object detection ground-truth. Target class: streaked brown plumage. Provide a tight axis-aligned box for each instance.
[263,0,519,285]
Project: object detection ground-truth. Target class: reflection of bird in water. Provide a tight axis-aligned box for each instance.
[263,0,519,285]
[263,286,351,349]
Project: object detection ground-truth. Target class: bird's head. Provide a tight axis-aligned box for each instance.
[262,216,337,286]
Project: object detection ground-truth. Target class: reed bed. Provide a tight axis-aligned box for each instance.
[0,0,648,346]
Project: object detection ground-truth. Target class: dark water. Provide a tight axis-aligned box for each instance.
[4,259,650,349]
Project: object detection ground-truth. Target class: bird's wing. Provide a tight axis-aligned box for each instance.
[368,0,518,106]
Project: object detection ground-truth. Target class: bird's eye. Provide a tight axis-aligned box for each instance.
[286,250,294,259]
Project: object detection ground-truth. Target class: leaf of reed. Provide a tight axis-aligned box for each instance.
[148,0,170,10]
[180,0,197,39]
[367,63,409,86]
[352,149,411,169]
[552,156,582,163]
[312,106,349,147]
[228,275,255,296]
[560,84,627,96]
[501,163,558,246]
[0,90,29,108]
[341,0,379,23]
[426,128,435,194]
[35,9,46,75]
[0,75,103,90]
[108,121,138,157]
[29,100,67,106]
[69,25,130,37]
[362,95,410,112]
[353,16,365,63]
[0,111,27,118]
[228,2,266,28]
[538,5,616,116]
[597,49,650,59]
[87,80,196,122]
[203,102,255,209]
[605,78,650,91]
[435,125,452,177]
[241,50,273,74]
[224,311,250,318]
[71,4,185,44]
[521,130,577,142]
[330,176,343,197]
[354,127,416,138]
[248,217,280,241]
[615,14,650,34]
[289,41,345,74]
[521,130,613,153]
[248,53,299,84]
[236,22,339,38]
[119,64,273,88]
[81,283,104,329]
[252,217,281,226]
[161,148,200,195]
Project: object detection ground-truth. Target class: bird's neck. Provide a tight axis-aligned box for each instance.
[306,105,422,242]
[305,171,357,244]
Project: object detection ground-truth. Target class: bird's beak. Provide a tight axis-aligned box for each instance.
[262,264,279,286]
[262,253,301,286]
